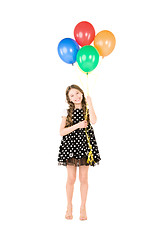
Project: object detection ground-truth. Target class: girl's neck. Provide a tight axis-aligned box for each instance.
[74,103,82,109]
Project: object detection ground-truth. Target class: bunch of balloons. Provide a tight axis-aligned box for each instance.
[57,21,116,74]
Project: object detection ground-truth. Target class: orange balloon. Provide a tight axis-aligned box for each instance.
[94,30,116,57]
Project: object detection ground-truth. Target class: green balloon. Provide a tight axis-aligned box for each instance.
[76,45,99,73]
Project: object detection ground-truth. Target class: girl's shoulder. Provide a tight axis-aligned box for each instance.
[61,108,68,118]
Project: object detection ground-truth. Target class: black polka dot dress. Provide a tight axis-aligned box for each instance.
[57,108,101,167]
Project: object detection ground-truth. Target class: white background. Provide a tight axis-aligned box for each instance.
[0,0,164,239]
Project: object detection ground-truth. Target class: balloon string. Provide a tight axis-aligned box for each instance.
[75,59,103,93]
[87,56,103,91]
[84,73,96,166]
[75,62,99,165]
[85,56,104,164]
[86,73,89,96]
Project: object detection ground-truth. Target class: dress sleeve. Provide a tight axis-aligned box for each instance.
[61,108,67,117]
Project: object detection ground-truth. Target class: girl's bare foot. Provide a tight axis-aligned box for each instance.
[79,206,87,220]
[65,205,73,220]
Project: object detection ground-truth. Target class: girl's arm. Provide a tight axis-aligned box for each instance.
[60,117,87,136]
[86,96,97,124]
[60,117,79,136]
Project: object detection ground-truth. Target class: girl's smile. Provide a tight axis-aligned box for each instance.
[74,98,81,102]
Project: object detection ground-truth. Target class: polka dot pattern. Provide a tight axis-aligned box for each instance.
[57,108,101,167]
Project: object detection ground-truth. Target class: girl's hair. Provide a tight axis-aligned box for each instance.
[65,84,90,127]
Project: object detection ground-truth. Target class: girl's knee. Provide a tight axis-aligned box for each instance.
[67,175,76,185]
[79,175,88,184]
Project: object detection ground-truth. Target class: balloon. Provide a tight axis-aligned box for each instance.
[57,38,80,64]
[74,21,95,47]
[94,30,116,57]
[76,45,99,73]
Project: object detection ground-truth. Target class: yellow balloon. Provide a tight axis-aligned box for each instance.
[94,30,116,57]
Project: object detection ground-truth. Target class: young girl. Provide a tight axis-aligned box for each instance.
[57,84,101,220]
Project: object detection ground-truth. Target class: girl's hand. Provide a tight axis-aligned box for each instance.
[86,96,92,106]
[78,120,88,129]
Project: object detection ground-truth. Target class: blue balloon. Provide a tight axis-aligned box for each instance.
[57,38,80,64]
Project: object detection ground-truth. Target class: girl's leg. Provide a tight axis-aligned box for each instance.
[65,165,77,219]
[79,165,89,220]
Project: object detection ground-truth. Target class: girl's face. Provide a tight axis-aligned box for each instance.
[68,88,83,104]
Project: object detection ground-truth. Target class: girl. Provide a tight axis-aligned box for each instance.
[57,84,101,220]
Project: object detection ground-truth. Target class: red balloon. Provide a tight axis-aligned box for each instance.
[74,21,95,47]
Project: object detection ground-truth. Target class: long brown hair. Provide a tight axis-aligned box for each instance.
[65,84,90,127]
